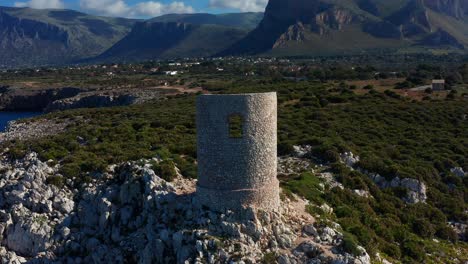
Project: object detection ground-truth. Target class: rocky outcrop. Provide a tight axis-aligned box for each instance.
[338,151,428,204]
[0,87,83,111]
[0,152,72,257]
[340,152,360,168]
[273,23,307,48]
[0,152,370,263]
[45,93,137,112]
[0,86,176,112]
[369,174,427,204]
[448,221,467,241]
[451,167,466,177]
[314,8,355,33]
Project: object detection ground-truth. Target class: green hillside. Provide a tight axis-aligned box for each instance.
[94,12,262,63]
[149,12,263,29]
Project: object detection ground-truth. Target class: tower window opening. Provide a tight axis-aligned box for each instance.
[229,114,244,138]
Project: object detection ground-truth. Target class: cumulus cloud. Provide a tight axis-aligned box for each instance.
[209,0,267,12]
[79,0,195,18]
[14,0,65,9]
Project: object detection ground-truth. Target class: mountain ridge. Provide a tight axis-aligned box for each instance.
[0,6,137,68]
[1,2,468,67]
[221,0,468,56]
[91,13,264,63]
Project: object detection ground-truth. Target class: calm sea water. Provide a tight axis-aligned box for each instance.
[0,112,42,132]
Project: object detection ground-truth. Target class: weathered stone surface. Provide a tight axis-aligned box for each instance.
[196,93,280,213]
[6,206,53,257]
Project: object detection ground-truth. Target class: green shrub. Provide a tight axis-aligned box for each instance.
[402,240,426,262]
[262,252,277,263]
[412,219,436,239]
[46,176,65,188]
[60,163,81,179]
[382,242,401,259]
[342,232,363,256]
[435,225,458,242]
[153,160,178,182]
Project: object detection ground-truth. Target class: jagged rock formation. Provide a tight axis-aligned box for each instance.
[273,23,307,49]
[0,152,371,263]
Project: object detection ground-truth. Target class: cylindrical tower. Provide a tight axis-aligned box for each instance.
[196,92,280,212]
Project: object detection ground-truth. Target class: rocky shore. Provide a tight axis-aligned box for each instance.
[0,119,70,143]
[0,85,199,112]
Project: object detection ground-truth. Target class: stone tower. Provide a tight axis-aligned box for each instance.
[196,92,280,212]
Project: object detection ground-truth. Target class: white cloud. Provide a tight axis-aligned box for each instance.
[14,0,65,9]
[79,0,195,18]
[209,0,267,12]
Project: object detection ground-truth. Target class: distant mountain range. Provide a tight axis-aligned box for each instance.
[222,0,468,56]
[93,13,263,63]
[1,0,468,67]
[0,7,136,67]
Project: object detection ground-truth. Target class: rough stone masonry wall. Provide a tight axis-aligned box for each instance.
[196,92,280,212]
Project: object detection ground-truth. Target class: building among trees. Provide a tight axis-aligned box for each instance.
[432,79,445,91]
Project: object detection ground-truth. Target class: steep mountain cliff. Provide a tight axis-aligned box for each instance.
[0,7,135,68]
[222,0,468,56]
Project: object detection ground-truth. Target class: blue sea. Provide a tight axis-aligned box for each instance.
[0,112,42,132]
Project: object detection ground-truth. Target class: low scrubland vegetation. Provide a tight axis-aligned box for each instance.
[4,76,467,263]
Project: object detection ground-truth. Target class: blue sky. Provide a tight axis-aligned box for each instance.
[1,0,268,18]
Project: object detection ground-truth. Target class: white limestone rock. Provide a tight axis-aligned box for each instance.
[451,167,466,177]
[340,152,360,168]
[6,208,53,257]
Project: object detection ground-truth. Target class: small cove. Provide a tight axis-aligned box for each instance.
[0,112,42,132]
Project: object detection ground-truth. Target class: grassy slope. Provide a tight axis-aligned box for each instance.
[427,10,468,46]
[160,25,250,58]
